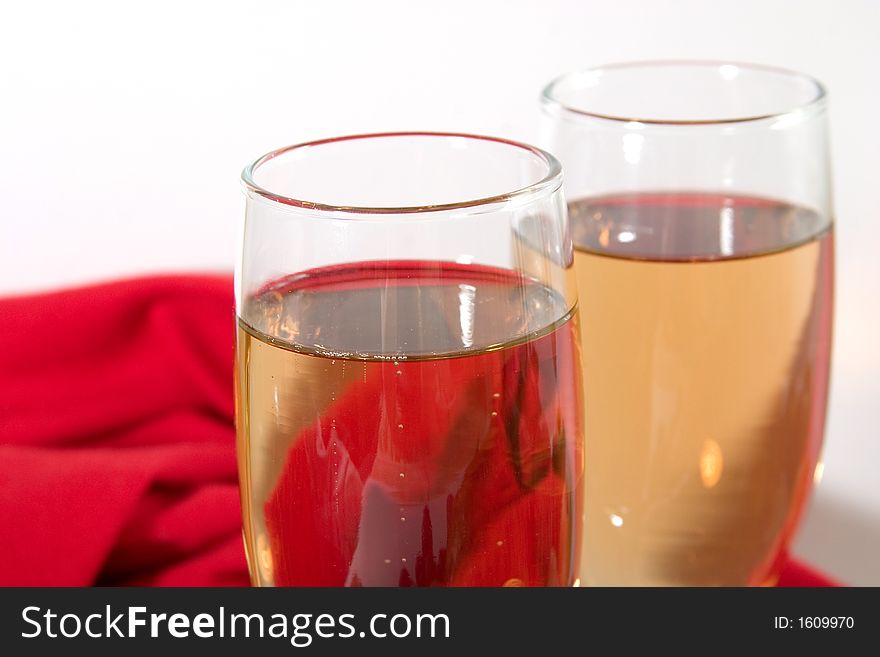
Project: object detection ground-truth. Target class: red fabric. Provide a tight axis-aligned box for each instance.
[0,275,839,587]
[777,559,836,587]
[0,275,246,586]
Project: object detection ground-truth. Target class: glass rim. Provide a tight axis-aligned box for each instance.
[541,60,828,126]
[241,131,563,215]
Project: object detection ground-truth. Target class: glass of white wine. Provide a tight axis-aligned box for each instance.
[236,133,583,587]
[541,62,834,586]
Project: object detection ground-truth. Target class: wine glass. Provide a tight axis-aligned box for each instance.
[236,133,583,586]
[541,62,834,586]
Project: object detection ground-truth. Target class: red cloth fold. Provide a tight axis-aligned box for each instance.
[0,276,246,586]
[0,275,838,587]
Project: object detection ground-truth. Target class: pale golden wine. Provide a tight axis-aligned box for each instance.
[571,193,833,586]
[236,261,582,587]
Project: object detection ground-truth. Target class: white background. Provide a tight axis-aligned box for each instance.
[1,0,877,583]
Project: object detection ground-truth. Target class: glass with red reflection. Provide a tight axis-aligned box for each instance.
[236,133,583,586]
[541,62,834,585]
